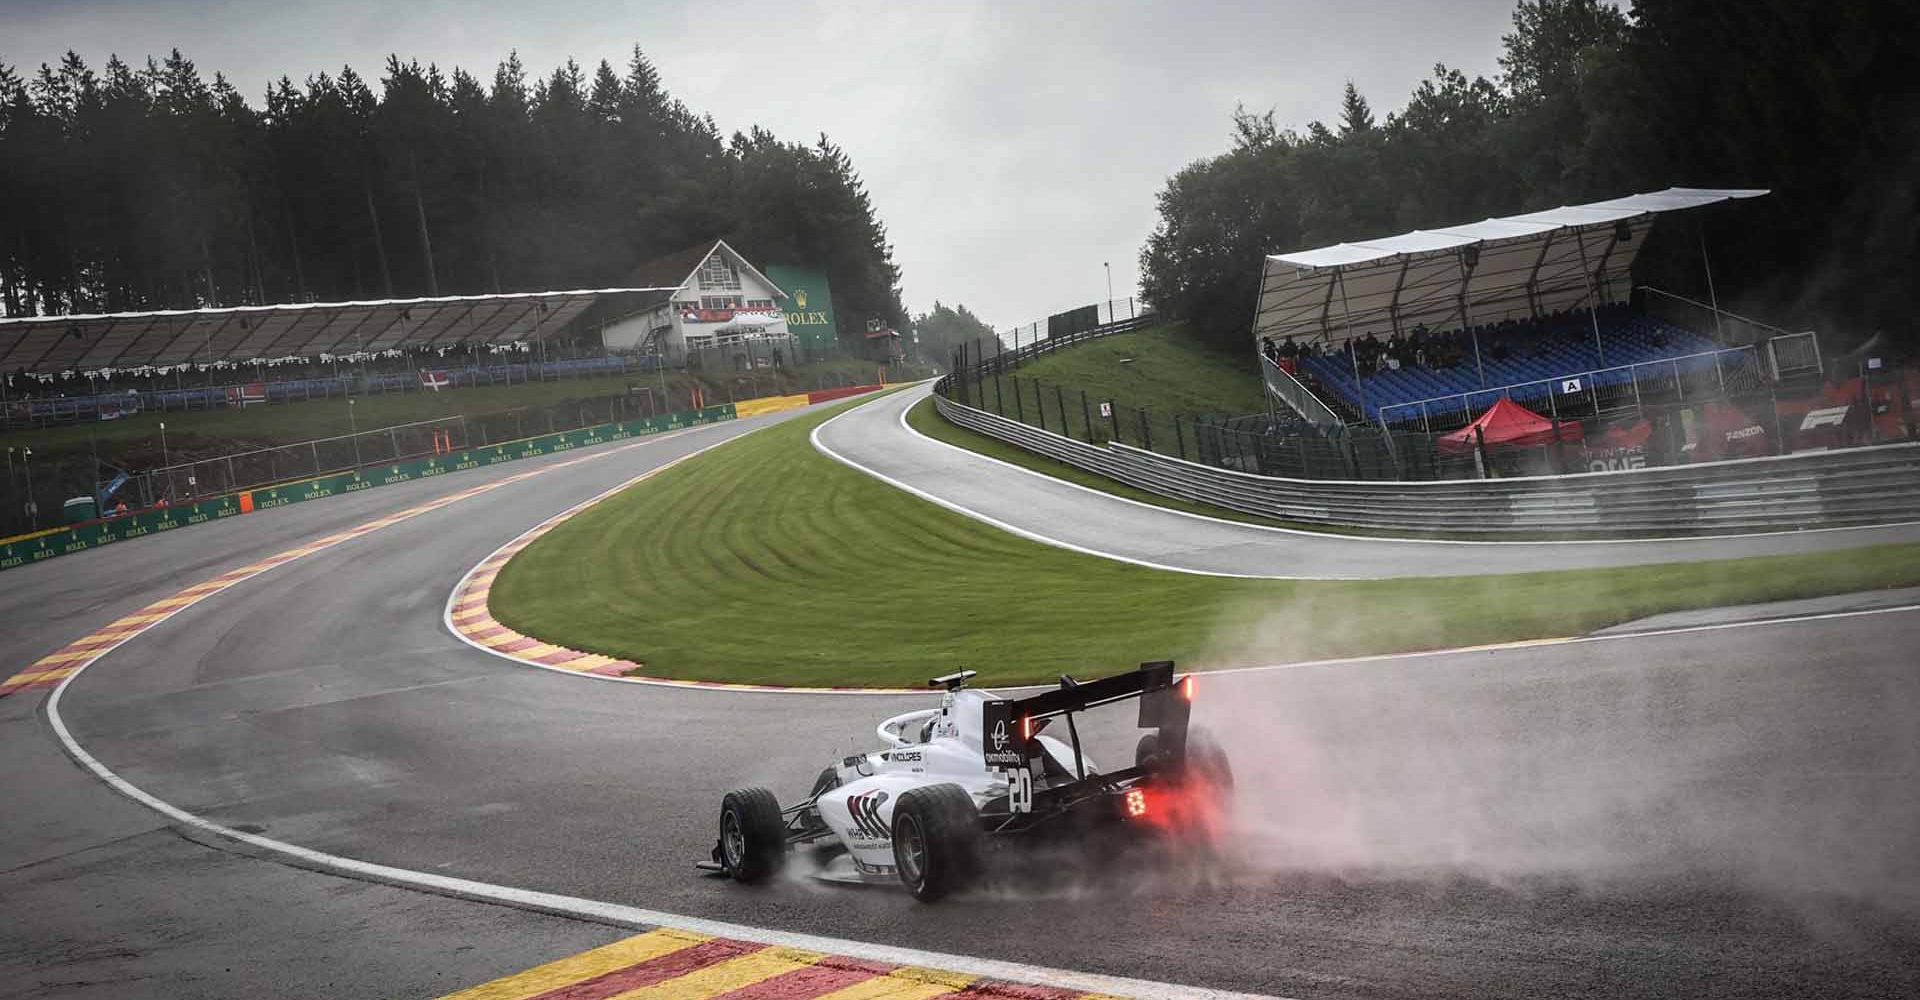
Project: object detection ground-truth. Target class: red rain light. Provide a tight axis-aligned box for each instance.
[1125,788,1148,817]
[1020,715,1033,741]
[1180,675,1197,702]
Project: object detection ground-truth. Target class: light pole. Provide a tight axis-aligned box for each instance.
[348,398,361,471]
[22,446,36,530]
[158,421,172,504]
[1104,262,1114,322]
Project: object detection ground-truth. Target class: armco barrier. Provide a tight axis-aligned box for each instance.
[0,403,737,573]
[932,392,1920,537]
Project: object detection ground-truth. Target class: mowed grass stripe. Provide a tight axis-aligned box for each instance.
[489,396,1920,688]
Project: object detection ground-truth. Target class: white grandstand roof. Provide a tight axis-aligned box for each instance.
[0,287,677,374]
[1254,187,1769,345]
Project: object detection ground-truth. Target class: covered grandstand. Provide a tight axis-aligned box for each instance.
[1251,187,1782,427]
[0,287,673,374]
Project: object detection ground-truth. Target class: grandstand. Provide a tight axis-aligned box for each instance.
[1252,187,1789,429]
[1289,303,1741,424]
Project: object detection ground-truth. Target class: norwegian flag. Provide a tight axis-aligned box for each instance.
[418,369,451,392]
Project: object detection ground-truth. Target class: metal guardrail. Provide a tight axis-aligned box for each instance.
[932,390,1920,537]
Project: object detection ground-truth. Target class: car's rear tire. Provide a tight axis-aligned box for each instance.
[891,784,981,902]
[719,787,786,882]
[1187,727,1234,791]
[1134,732,1161,768]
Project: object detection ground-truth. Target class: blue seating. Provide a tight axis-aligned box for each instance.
[1298,307,1722,421]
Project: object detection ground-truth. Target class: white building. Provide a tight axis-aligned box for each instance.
[599,240,790,358]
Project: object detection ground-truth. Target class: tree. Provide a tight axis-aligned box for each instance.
[0,43,907,360]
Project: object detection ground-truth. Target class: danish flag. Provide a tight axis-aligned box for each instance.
[418,369,451,392]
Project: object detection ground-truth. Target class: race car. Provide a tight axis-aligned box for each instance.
[700,661,1232,901]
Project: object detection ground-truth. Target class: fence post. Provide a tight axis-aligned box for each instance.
[310,440,321,476]
[1138,409,1152,453]
[1056,385,1069,439]
[993,373,1005,416]
[1673,358,1685,401]
[1173,414,1186,460]
[389,427,400,462]
[1714,352,1726,394]
[1081,390,1095,444]
[225,455,237,492]
[1012,376,1025,424]
[1107,399,1120,444]
[1033,380,1045,432]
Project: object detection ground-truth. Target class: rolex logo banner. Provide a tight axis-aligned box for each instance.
[764,264,840,350]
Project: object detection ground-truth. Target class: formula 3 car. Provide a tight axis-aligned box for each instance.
[700,662,1232,901]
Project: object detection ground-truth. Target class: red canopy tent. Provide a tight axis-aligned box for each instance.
[1438,398,1584,455]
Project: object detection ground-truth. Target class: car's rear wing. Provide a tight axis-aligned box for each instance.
[981,660,1193,772]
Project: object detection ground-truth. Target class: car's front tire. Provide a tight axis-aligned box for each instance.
[891,784,981,902]
[719,787,786,882]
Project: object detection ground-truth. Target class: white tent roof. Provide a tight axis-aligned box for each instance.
[0,287,677,373]
[1253,187,1768,345]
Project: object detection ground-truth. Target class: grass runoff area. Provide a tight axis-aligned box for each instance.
[490,392,1920,688]
[1012,322,1267,417]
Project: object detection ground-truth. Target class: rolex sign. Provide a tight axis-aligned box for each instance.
[764,265,840,351]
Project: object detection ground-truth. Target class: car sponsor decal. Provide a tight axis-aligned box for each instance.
[846,790,891,840]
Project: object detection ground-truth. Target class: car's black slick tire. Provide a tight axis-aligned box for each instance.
[719,787,786,883]
[1135,732,1161,768]
[891,784,981,903]
[1187,727,1234,792]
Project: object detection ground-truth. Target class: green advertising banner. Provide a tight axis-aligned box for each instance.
[764,264,840,352]
[0,402,740,574]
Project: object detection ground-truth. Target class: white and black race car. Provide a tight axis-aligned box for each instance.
[701,662,1232,901]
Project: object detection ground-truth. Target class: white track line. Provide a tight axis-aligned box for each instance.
[43,676,1272,1000]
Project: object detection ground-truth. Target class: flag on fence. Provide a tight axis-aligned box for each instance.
[224,382,267,406]
[419,369,451,392]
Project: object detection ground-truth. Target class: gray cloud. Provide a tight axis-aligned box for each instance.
[2,0,1517,327]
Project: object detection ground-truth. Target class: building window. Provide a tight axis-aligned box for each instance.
[699,253,739,291]
[674,300,698,312]
[701,295,740,310]
[746,298,773,310]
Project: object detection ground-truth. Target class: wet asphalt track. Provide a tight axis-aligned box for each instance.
[817,383,1920,578]
[6,392,1920,999]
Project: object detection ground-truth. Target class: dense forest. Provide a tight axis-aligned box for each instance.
[1141,0,1919,355]
[0,46,906,338]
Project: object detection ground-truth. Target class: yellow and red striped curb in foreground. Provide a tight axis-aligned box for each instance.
[441,927,1123,1000]
[0,434,692,699]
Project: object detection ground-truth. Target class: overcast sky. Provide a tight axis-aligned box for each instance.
[6,0,1522,328]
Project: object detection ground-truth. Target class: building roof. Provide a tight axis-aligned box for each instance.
[1253,187,1769,345]
[0,287,676,373]
[625,239,788,303]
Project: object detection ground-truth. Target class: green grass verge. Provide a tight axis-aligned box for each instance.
[1010,322,1267,418]
[490,395,1920,688]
